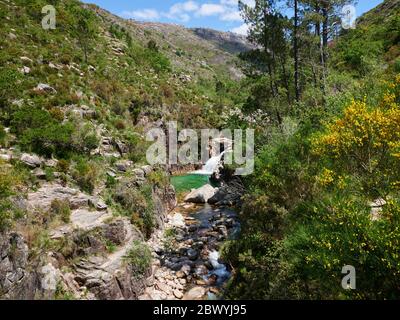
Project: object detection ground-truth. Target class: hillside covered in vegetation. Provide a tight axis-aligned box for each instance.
[221,0,400,299]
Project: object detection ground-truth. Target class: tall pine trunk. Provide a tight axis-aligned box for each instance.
[294,0,300,102]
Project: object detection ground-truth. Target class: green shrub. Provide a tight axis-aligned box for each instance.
[115,182,155,238]
[71,157,100,194]
[123,132,148,163]
[0,200,12,232]
[11,106,76,157]
[394,58,400,73]
[0,162,16,198]
[50,199,71,223]
[282,197,400,299]
[0,125,6,146]
[56,159,70,173]
[147,170,169,189]
[124,240,152,278]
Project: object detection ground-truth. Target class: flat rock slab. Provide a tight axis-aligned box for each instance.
[27,183,94,211]
[71,209,112,230]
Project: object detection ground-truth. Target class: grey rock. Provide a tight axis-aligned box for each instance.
[45,159,58,168]
[32,168,46,179]
[141,165,153,176]
[102,219,127,245]
[115,160,133,172]
[20,66,31,74]
[114,140,128,155]
[184,184,217,203]
[20,153,42,168]
[0,233,31,299]
[35,83,56,93]
[187,249,198,261]
[90,198,108,211]
[183,286,206,300]
[132,168,145,180]
[173,289,183,299]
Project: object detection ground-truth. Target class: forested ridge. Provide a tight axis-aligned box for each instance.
[222,0,400,299]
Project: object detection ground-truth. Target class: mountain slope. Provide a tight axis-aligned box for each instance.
[333,0,400,73]
[0,0,250,300]
[89,5,251,81]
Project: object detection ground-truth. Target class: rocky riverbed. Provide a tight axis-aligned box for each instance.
[140,203,239,300]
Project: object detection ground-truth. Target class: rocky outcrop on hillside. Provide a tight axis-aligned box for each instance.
[192,28,254,55]
[0,157,177,300]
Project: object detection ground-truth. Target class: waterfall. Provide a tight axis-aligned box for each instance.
[193,151,226,175]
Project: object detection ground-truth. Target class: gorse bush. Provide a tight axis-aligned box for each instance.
[312,80,400,198]
[284,197,400,299]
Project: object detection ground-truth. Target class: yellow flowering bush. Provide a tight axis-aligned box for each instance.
[312,84,400,196]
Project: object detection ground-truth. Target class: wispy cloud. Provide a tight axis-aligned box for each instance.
[119,0,253,32]
[121,8,160,20]
[197,3,225,16]
[164,1,200,22]
[220,10,242,22]
[231,23,249,35]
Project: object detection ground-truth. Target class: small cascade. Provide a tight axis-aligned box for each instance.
[206,250,230,285]
[193,151,226,175]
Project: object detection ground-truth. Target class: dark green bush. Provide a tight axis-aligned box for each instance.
[11,106,76,157]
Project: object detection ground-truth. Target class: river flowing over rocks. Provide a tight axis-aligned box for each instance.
[140,203,240,300]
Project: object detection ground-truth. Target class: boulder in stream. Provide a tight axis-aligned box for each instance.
[184,184,217,203]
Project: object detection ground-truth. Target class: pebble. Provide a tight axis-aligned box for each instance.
[173,289,183,299]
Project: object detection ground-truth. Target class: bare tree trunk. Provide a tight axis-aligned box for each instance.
[294,0,300,102]
[280,56,291,104]
[321,3,329,99]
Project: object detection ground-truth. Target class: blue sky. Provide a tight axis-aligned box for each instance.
[83,0,384,34]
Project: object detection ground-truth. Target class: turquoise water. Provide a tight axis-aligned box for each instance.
[171,174,211,193]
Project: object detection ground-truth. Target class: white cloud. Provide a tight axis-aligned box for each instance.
[165,1,199,22]
[240,0,255,7]
[121,9,160,21]
[231,23,249,35]
[220,10,242,21]
[197,4,225,16]
[120,0,253,32]
[220,0,238,6]
[170,1,199,14]
[220,0,254,7]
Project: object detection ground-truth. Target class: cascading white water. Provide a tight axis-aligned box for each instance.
[207,250,230,281]
[193,151,226,175]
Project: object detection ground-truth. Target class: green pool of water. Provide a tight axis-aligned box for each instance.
[171,174,211,193]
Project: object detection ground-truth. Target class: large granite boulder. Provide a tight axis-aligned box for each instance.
[184,184,217,204]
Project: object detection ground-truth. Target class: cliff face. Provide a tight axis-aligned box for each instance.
[191,28,254,55]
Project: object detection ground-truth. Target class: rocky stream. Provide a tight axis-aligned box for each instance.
[141,201,240,300]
